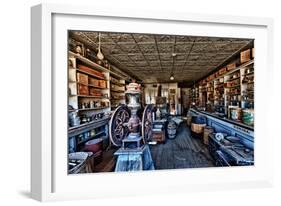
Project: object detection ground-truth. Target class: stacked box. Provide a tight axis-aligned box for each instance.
[99,80,107,88]
[227,63,236,71]
[240,49,251,63]
[77,85,89,95]
[76,73,88,84]
[219,67,227,75]
[78,64,105,79]
[88,77,100,87]
[89,88,102,96]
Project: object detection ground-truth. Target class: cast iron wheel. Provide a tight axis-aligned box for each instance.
[141,104,154,143]
[109,105,130,147]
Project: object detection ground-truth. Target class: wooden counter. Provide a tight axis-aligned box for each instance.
[189,109,254,149]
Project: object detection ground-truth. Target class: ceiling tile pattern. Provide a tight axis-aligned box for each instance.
[70,31,252,84]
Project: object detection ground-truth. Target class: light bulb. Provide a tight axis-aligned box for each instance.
[97,49,104,60]
[97,33,104,60]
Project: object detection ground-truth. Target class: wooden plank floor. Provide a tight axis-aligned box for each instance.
[93,148,117,172]
[149,123,215,170]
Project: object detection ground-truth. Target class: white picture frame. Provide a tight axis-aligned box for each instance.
[31,3,274,202]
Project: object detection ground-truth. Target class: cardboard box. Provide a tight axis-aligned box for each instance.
[240,49,251,63]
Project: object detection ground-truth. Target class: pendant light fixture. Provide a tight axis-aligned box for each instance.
[170,53,177,81]
[97,33,104,60]
[170,73,174,80]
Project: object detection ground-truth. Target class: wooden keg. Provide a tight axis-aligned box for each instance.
[203,126,214,145]
[191,123,206,134]
[191,115,207,138]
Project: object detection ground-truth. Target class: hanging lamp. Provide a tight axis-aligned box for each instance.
[97,33,104,60]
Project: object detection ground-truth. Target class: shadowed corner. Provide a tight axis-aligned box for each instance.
[18,190,31,199]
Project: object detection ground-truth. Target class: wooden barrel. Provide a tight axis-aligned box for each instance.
[191,123,206,134]
[84,138,103,153]
[167,121,177,139]
[191,115,207,138]
[203,126,214,145]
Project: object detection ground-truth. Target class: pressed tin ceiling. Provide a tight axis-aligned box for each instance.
[69,31,253,84]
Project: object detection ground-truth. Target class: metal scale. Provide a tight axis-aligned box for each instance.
[109,81,155,171]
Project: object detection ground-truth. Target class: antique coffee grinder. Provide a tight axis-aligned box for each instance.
[109,81,155,171]
[121,81,142,149]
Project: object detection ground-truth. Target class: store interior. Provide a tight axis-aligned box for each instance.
[68,31,254,174]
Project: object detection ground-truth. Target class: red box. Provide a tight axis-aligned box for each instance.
[240,49,251,63]
[99,80,107,88]
[78,64,105,79]
[227,63,236,71]
[76,73,88,84]
[89,88,102,96]
[219,67,227,75]
[78,84,89,95]
[88,77,100,87]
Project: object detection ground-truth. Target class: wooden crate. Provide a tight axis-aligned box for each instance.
[88,77,99,87]
[240,49,251,63]
[78,64,104,79]
[89,88,102,96]
[76,72,88,84]
[227,63,236,71]
[77,84,89,95]
[219,67,227,75]
[99,80,107,88]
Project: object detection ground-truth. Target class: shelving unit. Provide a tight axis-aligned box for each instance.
[68,51,112,153]
[68,48,131,153]
[225,70,241,107]
[194,54,254,125]
[109,74,126,110]
[214,77,225,113]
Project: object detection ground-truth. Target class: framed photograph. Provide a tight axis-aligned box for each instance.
[31,3,274,201]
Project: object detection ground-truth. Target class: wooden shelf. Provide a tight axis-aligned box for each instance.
[68,116,110,137]
[70,107,109,112]
[110,81,125,87]
[69,51,129,80]
[215,82,224,86]
[226,84,240,89]
[227,76,240,82]
[244,71,254,76]
[76,69,105,80]
[77,95,109,99]
[77,131,105,145]
[110,90,125,93]
[227,93,240,96]
[69,51,109,73]
[75,81,108,89]
[211,60,254,82]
